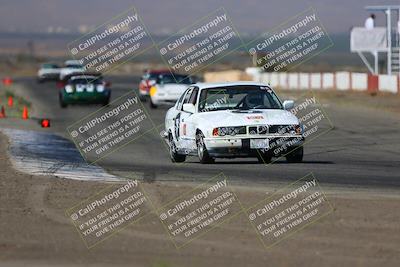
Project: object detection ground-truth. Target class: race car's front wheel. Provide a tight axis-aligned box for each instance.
[102,96,110,106]
[286,146,304,163]
[196,132,214,164]
[168,134,186,163]
[149,97,157,109]
[59,93,67,108]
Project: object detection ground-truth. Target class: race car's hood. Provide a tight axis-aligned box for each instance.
[197,109,299,127]
[157,83,188,98]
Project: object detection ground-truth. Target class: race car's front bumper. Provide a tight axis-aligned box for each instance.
[61,90,111,104]
[204,135,304,158]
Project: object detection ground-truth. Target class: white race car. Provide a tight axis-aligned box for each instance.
[59,60,85,80]
[149,73,194,108]
[164,82,305,163]
[37,63,61,83]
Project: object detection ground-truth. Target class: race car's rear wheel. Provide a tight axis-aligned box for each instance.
[286,146,304,163]
[102,96,110,106]
[256,151,272,163]
[169,134,186,163]
[196,132,214,164]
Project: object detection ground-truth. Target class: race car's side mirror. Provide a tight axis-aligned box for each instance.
[283,100,294,110]
[182,103,195,113]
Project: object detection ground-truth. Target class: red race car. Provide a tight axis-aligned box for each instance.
[138,69,170,102]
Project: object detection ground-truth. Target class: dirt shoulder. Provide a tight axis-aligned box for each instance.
[0,132,400,267]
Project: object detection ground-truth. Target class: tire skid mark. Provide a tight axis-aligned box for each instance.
[1,128,121,182]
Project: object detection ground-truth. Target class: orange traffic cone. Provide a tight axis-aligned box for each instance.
[22,106,28,120]
[7,96,13,107]
[0,106,5,118]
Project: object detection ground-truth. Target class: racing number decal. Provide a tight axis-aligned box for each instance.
[174,113,181,140]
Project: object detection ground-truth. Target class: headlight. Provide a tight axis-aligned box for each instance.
[65,85,74,93]
[219,127,228,136]
[228,127,240,136]
[212,127,244,136]
[277,125,297,134]
[96,84,105,92]
[86,84,94,92]
[212,127,227,136]
[295,124,303,134]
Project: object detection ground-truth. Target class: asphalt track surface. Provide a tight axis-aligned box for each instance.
[11,76,400,189]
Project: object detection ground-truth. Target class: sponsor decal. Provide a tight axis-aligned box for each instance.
[246,115,264,120]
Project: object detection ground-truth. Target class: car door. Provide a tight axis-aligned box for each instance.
[177,87,198,152]
[173,87,192,144]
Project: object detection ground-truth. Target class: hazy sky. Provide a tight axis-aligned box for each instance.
[0,0,397,34]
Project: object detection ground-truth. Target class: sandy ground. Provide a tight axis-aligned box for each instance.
[1,130,400,267]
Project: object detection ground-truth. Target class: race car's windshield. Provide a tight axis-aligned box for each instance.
[66,64,83,68]
[198,85,283,112]
[156,74,193,85]
[41,63,58,69]
[143,73,164,80]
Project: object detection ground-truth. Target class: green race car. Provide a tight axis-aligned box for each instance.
[58,73,111,108]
